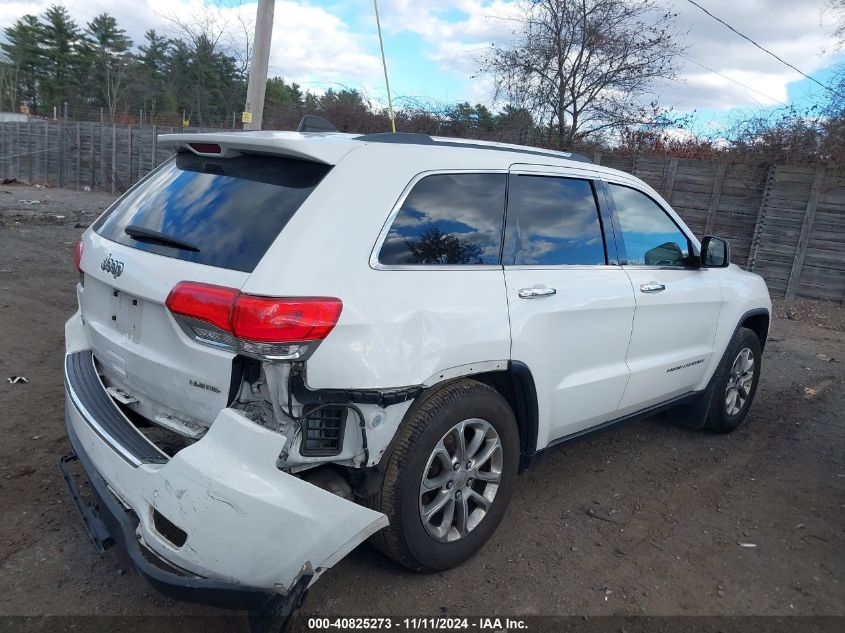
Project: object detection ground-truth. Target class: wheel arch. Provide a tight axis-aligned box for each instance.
[739,308,770,350]
[468,361,539,473]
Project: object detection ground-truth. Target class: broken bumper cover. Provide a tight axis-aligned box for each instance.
[62,424,303,611]
[61,337,388,605]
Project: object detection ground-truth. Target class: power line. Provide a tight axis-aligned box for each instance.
[684,0,834,94]
[679,53,789,106]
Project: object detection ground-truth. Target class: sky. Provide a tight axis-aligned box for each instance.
[0,0,841,131]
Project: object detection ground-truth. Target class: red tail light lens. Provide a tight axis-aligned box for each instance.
[165,282,238,333]
[73,239,84,273]
[165,281,342,358]
[232,296,343,342]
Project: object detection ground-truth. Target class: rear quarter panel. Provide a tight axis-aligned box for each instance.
[242,144,514,390]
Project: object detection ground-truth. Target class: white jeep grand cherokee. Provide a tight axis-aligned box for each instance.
[62,123,771,620]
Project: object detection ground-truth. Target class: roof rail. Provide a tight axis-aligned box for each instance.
[352,132,592,164]
[297,115,338,133]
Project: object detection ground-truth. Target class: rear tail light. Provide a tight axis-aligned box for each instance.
[165,283,237,333]
[73,239,83,274]
[165,281,342,360]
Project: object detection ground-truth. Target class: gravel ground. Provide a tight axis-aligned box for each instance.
[0,185,842,630]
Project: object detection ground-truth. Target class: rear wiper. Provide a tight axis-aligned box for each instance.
[124,225,200,252]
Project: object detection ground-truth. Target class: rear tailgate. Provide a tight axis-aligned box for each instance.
[78,234,246,429]
[77,149,332,432]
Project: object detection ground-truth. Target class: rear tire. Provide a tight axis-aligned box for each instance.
[705,327,762,433]
[368,379,519,571]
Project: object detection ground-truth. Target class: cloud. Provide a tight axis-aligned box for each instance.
[0,0,838,114]
[0,0,383,94]
[658,0,839,110]
[377,0,839,112]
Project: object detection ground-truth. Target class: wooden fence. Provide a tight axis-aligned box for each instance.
[1,119,843,303]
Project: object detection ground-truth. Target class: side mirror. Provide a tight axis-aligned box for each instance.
[701,236,730,268]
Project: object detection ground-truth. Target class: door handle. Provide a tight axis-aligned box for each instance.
[640,282,666,294]
[518,287,556,299]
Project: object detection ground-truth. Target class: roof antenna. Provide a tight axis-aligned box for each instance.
[373,0,396,133]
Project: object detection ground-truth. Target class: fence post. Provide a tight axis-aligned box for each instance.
[27,119,33,183]
[748,165,776,271]
[44,121,49,184]
[663,157,679,202]
[151,124,157,169]
[127,124,132,188]
[90,122,96,190]
[58,120,64,188]
[785,168,826,300]
[16,122,20,180]
[592,152,602,165]
[76,122,81,190]
[111,123,117,194]
[704,161,727,236]
[138,124,143,182]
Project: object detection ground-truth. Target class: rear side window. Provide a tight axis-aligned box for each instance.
[94,152,331,272]
[504,175,606,266]
[377,173,506,266]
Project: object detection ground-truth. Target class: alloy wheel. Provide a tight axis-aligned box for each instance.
[418,418,503,542]
[725,347,755,416]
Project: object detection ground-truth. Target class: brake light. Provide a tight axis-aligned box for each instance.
[232,296,343,342]
[165,281,343,360]
[165,282,237,333]
[73,239,83,274]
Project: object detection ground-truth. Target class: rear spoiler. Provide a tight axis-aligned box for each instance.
[157,131,359,165]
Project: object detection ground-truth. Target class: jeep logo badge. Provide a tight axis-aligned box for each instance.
[101,254,124,278]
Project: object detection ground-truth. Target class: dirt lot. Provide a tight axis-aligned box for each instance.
[0,185,843,629]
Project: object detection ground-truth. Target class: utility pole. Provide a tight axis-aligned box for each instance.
[243,0,275,131]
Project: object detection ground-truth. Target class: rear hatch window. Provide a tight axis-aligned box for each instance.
[94,152,331,272]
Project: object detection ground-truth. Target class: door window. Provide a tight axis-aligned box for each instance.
[377,173,506,266]
[608,184,691,267]
[503,175,606,266]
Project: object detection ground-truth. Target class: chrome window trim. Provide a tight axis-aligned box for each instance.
[622,264,713,271]
[508,165,601,179]
[369,169,509,271]
[503,264,622,271]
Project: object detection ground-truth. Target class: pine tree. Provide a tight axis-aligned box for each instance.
[83,13,133,118]
[40,5,84,110]
[1,15,43,113]
[137,30,170,116]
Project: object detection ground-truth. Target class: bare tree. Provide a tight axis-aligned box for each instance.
[826,0,845,50]
[166,3,236,125]
[480,0,683,148]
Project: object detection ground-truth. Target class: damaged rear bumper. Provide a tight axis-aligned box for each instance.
[61,425,307,611]
[61,340,388,608]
